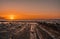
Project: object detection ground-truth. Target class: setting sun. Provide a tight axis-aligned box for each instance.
[4,15,20,20]
[9,15,15,20]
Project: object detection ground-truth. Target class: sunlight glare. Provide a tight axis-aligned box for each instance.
[9,15,15,20]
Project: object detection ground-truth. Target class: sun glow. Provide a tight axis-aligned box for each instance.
[9,15,15,20]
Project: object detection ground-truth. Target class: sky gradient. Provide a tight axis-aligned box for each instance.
[0,0,60,19]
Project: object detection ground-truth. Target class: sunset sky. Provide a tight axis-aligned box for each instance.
[0,0,60,19]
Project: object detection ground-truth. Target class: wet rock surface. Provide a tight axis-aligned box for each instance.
[0,21,60,39]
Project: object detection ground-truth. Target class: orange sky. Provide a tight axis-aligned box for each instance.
[0,10,60,19]
[0,0,60,19]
